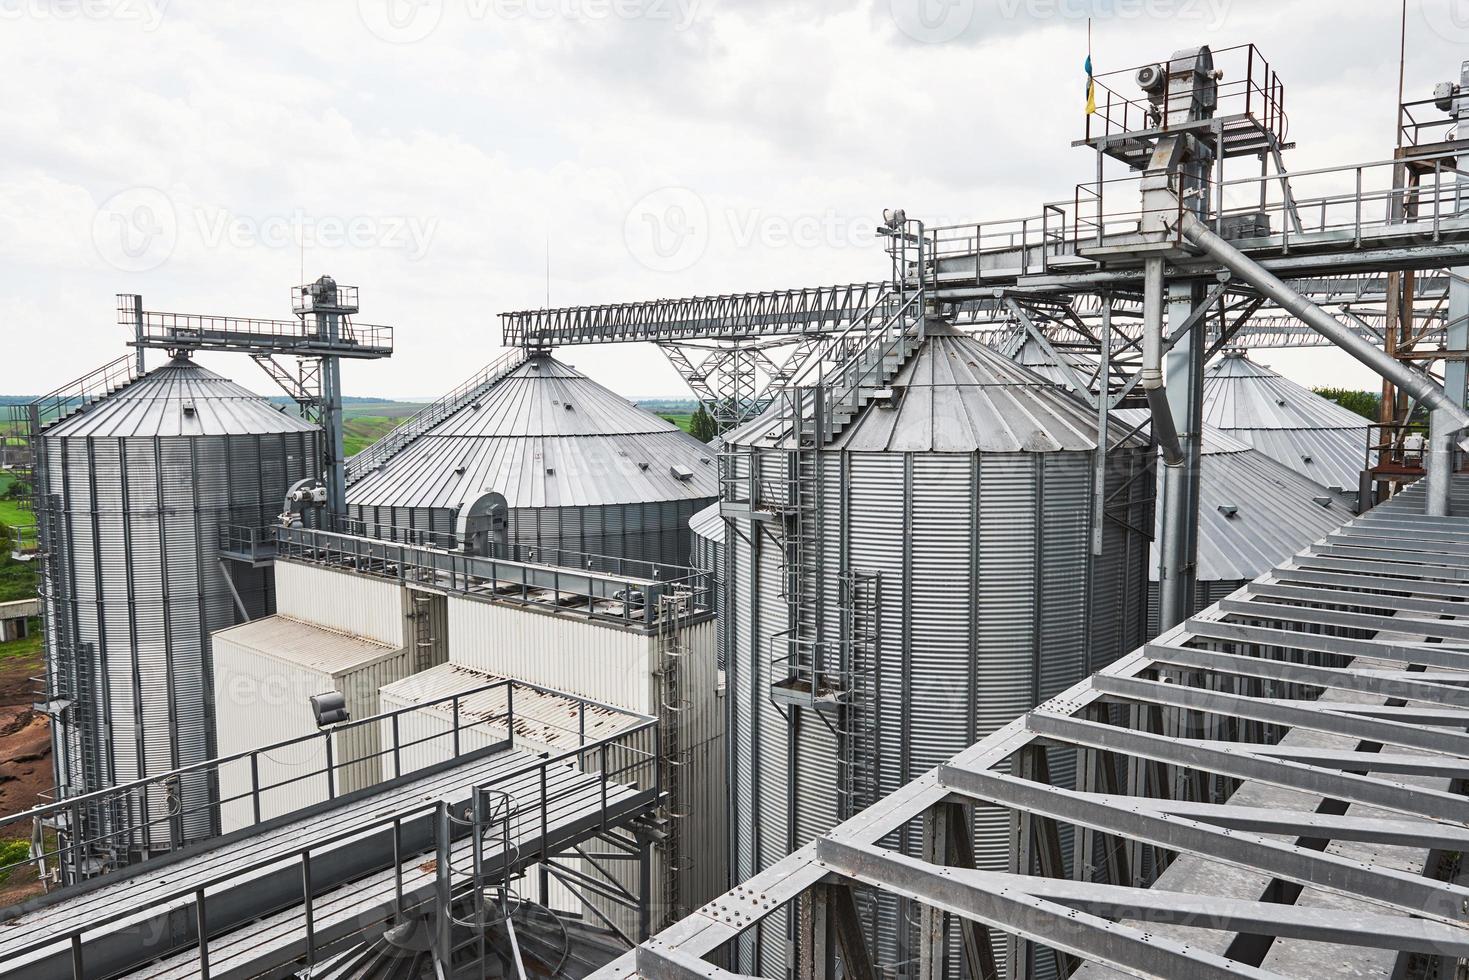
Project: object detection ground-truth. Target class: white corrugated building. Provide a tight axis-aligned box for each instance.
[382,586,725,937]
[211,560,449,831]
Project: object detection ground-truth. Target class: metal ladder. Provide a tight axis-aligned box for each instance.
[768,291,921,711]
[410,591,437,672]
[836,570,881,820]
[653,592,693,927]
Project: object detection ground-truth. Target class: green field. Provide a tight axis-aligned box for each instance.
[659,414,694,434]
[343,416,408,457]
[0,473,29,538]
[0,620,41,667]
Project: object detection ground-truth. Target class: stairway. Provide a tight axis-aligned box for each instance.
[768,292,921,712]
[346,348,528,485]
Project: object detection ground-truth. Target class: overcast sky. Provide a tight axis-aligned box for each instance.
[3,0,1467,401]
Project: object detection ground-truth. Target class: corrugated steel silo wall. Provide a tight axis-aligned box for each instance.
[350,498,716,569]
[1146,578,1246,639]
[45,429,317,855]
[727,443,1153,976]
[690,525,724,673]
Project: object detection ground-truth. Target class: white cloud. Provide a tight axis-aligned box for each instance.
[0,0,1453,400]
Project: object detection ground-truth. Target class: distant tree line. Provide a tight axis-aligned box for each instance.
[1312,387,1380,421]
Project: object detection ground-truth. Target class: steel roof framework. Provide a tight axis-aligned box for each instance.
[596,477,1469,980]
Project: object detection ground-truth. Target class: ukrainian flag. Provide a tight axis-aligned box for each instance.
[1085,54,1096,115]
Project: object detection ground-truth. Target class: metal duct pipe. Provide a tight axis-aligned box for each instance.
[1428,408,1456,516]
[1141,257,1185,467]
[1180,213,1469,516]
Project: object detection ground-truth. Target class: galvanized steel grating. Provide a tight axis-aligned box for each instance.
[595,475,1469,980]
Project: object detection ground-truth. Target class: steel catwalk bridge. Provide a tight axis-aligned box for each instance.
[594,475,1469,980]
[0,680,660,980]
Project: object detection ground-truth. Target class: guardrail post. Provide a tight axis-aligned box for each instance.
[301,852,315,970]
[195,888,210,979]
[250,754,261,825]
[452,695,461,758]
[540,763,550,862]
[392,713,402,778]
[506,684,515,751]
[324,736,335,800]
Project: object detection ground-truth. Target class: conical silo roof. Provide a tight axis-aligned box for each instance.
[1202,351,1368,492]
[45,355,316,439]
[347,351,718,511]
[728,322,1147,454]
[689,500,724,547]
[1013,335,1095,392]
[1116,409,1351,582]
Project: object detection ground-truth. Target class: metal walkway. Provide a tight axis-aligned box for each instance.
[0,684,659,980]
[596,475,1469,980]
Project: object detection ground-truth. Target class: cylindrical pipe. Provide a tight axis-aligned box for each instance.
[1180,214,1469,434]
[1141,257,1185,467]
[1427,408,1455,517]
[1182,213,1468,515]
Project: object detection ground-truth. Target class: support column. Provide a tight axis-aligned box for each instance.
[1158,279,1205,630]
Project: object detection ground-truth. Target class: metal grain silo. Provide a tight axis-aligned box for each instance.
[1202,350,1369,493]
[38,355,319,862]
[1111,411,1353,635]
[689,501,725,670]
[721,321,1153,974]
[347,352,717,568]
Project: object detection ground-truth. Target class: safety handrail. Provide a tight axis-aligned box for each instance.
[345,347,527,481]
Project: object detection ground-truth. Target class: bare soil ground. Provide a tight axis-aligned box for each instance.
[0,622,49,906]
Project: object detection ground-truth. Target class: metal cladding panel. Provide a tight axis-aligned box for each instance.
[1038,454,1091,700]
[690,504,725,672]
[973,454,1040,734]
[446,596,653,713]
[213,638,332,831]
[44,357,318,439]
[1202,351,1369,492]
[275,560,406,647]
[42,418,318,856]
[726,406,1151,975]
[1222,425,1366,495]
[347,353,718,513]
[892,456,968,780]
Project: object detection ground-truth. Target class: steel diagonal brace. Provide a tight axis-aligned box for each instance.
[1090,673,1469,763]
[1140,643,1469,709]
[813,837,1290,980]
[821,838,1469,958]
[937,760,1469,925]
